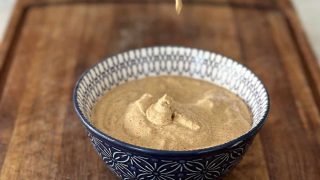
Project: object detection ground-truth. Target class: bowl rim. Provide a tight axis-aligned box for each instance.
[73,45,270,156]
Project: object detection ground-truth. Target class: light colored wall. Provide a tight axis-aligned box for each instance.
[0,0,16,42]
[292,0,320,62]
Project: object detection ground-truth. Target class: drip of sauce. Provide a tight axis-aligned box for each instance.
[176,0,183,14]
[91,76,252,151]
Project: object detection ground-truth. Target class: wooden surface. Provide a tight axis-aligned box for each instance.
[0,1,320,180]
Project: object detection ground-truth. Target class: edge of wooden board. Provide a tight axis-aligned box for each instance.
[0,0,319,108]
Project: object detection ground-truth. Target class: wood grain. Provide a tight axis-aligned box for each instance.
[0,1,319,180]
[232,8,320,179]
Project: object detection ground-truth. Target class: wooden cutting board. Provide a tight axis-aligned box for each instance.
[0,0,319,179]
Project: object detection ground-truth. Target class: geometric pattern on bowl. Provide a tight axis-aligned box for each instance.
[73,46,270,179]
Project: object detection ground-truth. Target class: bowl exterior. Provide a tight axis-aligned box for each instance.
[73,46,269,180]
[86,127,254,179]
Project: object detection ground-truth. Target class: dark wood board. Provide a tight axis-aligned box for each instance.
[0,1,319,180]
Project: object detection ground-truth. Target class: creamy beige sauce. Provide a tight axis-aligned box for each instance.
[91,76,252,151]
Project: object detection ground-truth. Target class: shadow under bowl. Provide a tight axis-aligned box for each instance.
[73,46,270,179]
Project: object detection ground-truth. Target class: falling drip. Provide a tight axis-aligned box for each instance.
[176,0,183,14]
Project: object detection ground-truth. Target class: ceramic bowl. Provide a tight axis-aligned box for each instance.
[73,46,269,179]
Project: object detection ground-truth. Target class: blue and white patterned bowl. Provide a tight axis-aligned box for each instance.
[73,46,270,179]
